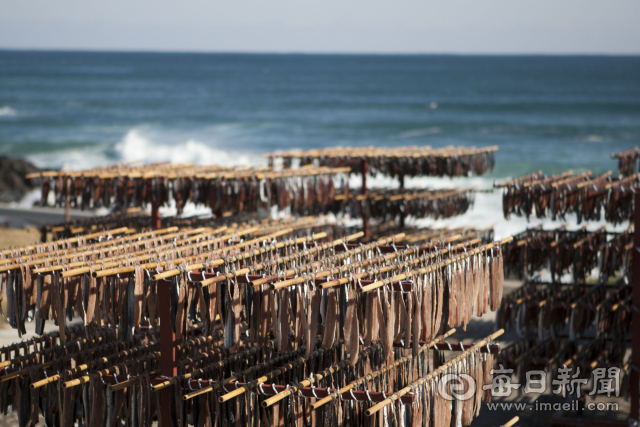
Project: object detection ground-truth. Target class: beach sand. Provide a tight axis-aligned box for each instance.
[0,227,40,250]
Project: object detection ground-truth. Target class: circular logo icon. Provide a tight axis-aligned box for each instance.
[437,373,476,401]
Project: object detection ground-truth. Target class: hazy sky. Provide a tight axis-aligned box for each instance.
[1,0,639,54]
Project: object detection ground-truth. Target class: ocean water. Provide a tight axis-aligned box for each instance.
[1,51,639,239]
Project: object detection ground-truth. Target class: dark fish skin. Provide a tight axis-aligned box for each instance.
[375,292,388,358]
[6,271,16,329]
[35,274,45,335]
[344,285,359,365]
[306,288,320,358]
[16,272,27,335]
[363,291,375,347]
[125,275,134,342]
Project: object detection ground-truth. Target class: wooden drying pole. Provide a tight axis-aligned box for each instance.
[632,190,640,421]
[501,416,520,427]
[365,329,505,416]
[362,157,370,240]
[360,236,513,292]
[312,328,457,409]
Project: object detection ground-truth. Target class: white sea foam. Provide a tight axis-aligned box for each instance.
[8,189,41,208]
[26,127,264,171]
[0,106,17,117]
[585,134,605,143]
[113,129,261,167]
[27,145,114,171]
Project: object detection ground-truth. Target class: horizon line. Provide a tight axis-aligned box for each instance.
[1,47,639,57]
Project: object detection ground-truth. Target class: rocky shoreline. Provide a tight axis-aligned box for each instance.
[0,156,41,203]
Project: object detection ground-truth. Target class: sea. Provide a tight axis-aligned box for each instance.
[1,51,639,241]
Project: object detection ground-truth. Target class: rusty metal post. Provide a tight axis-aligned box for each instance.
[361,158,370,241]
[64,178,71,225]
[151,201,161,230]
[158,279,176,426]
[632,191,640,422]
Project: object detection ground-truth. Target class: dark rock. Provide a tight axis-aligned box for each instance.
[0,156,41,203]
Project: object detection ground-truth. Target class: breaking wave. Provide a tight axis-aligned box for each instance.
[0,106,17,117]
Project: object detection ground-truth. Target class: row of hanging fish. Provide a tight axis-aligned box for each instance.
[0,221,508,427]
[0,318,499,427]
[37,166,349,216]
[338,189,474,222]
[0,219,344,339]
[498,334,630,399]
[501,225,629,283]
[0,224,506,350]
[268,146,497,178]
[498,170,640,225]
[496,278,630,343]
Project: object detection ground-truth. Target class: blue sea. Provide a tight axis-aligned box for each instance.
[0,51,639,235]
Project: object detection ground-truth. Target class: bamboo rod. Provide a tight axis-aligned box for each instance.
[151,228,302,281]
[360,237,513,292]
[58,226,287,279]
[27,227,221,274]
[0,227,129,257]
[501,416,519,427]
[262,342,383,408]
[365,329,504,416]
[109,370,160,391]
[153,340,279,393]
[312,328,456,409]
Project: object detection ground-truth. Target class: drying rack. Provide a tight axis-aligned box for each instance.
[495,164,640,425]
[0,218,509,426]
[266,145,496,239]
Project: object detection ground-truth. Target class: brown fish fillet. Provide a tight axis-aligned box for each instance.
[364,290,374,347]
[395,292,407,341]
[322,290,337,348]
[278,288,289,353]
[422,274,432,342]
[232,281,243,352]
[412,287,421,355]
[376,293,390,361]
[344,286,356,343]
[483,256,490,315]
[385,289,395,363]
[490,256,499,311]
[306,288,320,357]
[448,265,457,327]
[405,293,413,350]
[133,266,144,326]
[298,288,309,348]
[475,256,484,317]
[259,286,269,344]
[433,269,443,336]
[346,290,360,366]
